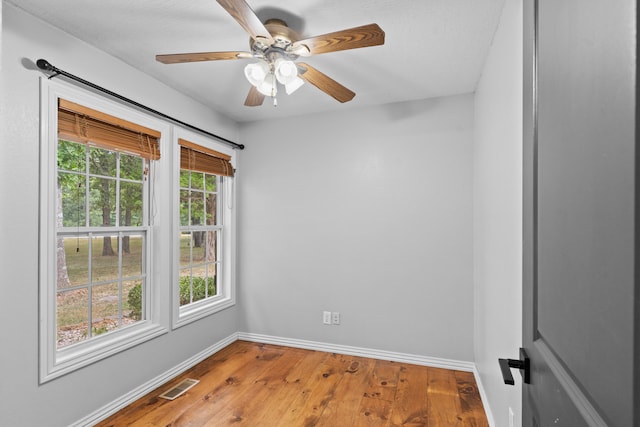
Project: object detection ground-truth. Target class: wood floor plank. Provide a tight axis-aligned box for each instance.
[427,367,465,427]
[455,371,489,427]
[275,351,352,426]
[251,350,331,426]
[174,343,299,426]
[314,355,375,426]
[357,395,394,426]
[201,346,312,426]
[363,359,400,402]
[388,363,430,426]
[95,341,489,427]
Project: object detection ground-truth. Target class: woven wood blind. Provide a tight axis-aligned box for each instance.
[58,99,161,160]
[179,138,234,177]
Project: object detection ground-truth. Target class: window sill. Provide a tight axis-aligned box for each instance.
[41,322,167,384]
[173,296,235,330]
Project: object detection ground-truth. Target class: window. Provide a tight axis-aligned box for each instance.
[40,81,167,382]
[174,135,236,326]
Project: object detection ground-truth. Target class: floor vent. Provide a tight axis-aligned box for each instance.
[159,378,199,401]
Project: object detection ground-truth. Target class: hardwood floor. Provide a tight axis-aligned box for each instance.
[96,341,488,426]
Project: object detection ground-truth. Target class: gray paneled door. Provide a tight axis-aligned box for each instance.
[522,0,639,426]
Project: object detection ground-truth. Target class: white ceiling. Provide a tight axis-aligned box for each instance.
[8,0,506,123]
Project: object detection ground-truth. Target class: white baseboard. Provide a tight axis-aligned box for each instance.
[73,332,494,427]
[237,332,476,372]
[71,332,238,427]
[473,366,496,427]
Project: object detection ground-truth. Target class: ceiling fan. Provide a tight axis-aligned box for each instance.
[156,0,385,107]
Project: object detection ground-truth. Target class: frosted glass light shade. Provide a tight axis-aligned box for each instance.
[275,59,298,85]
[257,73,277,97]
[285,76,305,94]
[244,61,269,87]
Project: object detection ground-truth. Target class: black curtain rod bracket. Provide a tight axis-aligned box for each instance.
[36,59,244,150]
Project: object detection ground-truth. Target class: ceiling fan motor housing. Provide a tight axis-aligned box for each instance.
[250,19,302,62]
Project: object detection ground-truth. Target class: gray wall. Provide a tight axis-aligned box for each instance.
[238,95,475,361]
[473,0,523,425]
[0,4,239,426]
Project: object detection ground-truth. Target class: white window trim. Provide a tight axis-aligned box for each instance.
[172,128,237,329]
[39,78,168,383]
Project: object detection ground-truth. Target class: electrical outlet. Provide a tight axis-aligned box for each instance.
[332,312,340,325]
[323,311,331,325]
[509,407,514,427]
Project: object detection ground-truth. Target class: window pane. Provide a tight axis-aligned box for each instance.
[58,236,89,288]
[179,269,192,306]
[180,232,192,267]
[59,172,86,227]
[205,174,217,192]
[122,234,143,277]
[91,235,119,282]
[120,154,143,180]
[89,147,116,177]
[190,191,204,226]
[191,172,204,190]
[120,182,143,226]
[178,271,215,306]
[206,263,218,298]
[191,274,211,303]
[205,230,217,263]
[57,288,89,348]
[89,177,116,227]
[180,190,190,227]
[206,193,217,225]
[58,139,86,172]
[124,280,143,321]
[192,231,206,262]
[91,282,120,337]
[180,170,190,189]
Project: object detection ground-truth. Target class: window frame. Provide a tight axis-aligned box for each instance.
[39,79,168,383]
[172,129,237,329]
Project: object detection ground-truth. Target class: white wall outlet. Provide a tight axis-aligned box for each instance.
[332,312,340,325]
[322,311,331,325]
[509,407,514,427]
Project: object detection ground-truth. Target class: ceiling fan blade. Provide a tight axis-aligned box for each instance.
[291,23,385,56]
[244,86,265,106]
[156,51,252,64]
[216,0,275,44]
[297,63,355,103]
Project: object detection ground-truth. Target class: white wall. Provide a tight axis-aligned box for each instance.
[0,4,239,426]
[238,95,474,361]
[473,0,523,425]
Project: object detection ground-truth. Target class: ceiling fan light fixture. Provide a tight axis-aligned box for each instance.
[244,61,269,87]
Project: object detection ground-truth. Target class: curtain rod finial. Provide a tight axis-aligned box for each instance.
[37,59,54,71]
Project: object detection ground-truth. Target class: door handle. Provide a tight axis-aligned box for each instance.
[499,348,530,385]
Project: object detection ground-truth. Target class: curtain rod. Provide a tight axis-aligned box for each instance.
[36,59,245,150]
